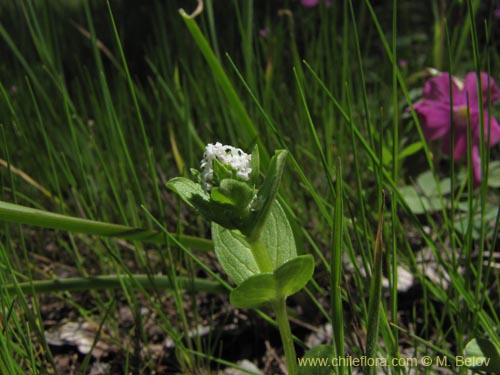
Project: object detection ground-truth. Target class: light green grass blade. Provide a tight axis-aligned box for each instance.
[364,197,385,375]
[5,274,225,295]
[331,158,345,369]
[0,200,212,251]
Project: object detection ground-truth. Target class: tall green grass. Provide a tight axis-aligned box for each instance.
[0,0,499,374]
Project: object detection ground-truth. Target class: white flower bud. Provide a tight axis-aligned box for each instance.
[200,142,252,191]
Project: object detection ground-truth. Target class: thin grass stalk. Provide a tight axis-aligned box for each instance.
[452,0,481,68]
[142,206,198,368]
[293,67,336,195]
[5,274,225,295]
[343,82,371,277]
[105,0,163,219]
[0,200,212,251]
[390,0,400,365]
[468,0,493,335]
[364,197,384,375]
[331,158,345,370]
[347,0,376,158]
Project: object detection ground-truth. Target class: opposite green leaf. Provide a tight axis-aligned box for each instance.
[230,273,276,308]
[212,200,297,285]
[230,255,314,308]
[274,255,315,298]
[168,177,250,230]
[166,177,210,209]
[464,338,500,373]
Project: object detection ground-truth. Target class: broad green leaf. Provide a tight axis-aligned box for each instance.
[297,345,336,375]
[168,177,251,230]
[416,170,452,196]
[399,185,441,214]
[464,338,500,373]
[166,177,209,209]
[487,161,500,187]
[212,200,297,285]
[212,225,259,285]
[455,206,499,240]
[274,255,314,298]
[230,256,314,308]
[416,170,438,196]
[438,177,452,195]
[260,199,297,268]
[230,273,276,308]
[167,177,224,225]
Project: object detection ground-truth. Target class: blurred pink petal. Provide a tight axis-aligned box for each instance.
[463,72,500,108]
[485,114,500,145]
[301,0,332,7]
[421,73,463,104]
[259,28,269,37]
[413,101,451,140]
[301,0,319,7]
[440,130,468,160]
[411,71,500,184]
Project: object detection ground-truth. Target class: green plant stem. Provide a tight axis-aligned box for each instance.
[247,233,297,374]
[273,298,298,375]
[247,236,273,273]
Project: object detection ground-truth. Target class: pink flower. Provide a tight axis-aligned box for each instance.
[413,72,500,184]
[301,0,332,8]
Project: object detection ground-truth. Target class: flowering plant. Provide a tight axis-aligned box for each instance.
[413,71,500,184]
[168,143,315,375]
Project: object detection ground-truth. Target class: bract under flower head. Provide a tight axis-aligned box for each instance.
[200,142,252,191]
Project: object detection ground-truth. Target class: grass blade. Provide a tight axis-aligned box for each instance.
[5,274,225,295]
[0,200,212,251]
[364,195,385,375]
[331,158,345,369]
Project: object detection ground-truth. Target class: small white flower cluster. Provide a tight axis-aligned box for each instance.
[200,142,252,191]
